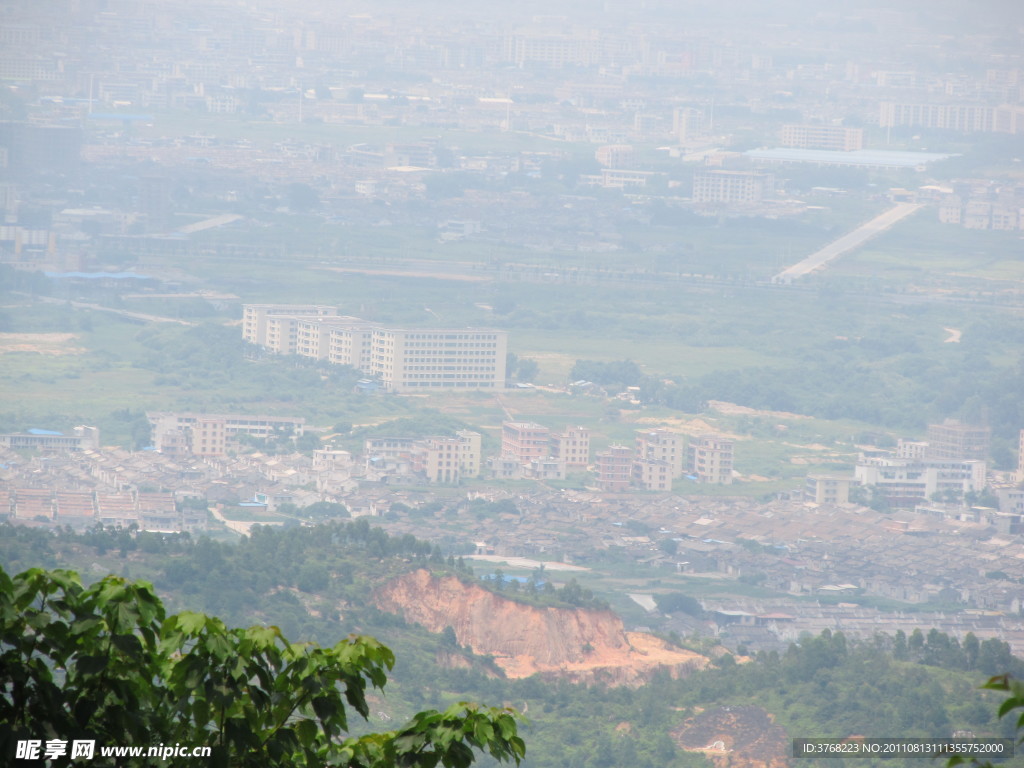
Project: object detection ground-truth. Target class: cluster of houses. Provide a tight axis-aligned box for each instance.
[936,179,1024,231]
[487,423,734,491]
[4,411,1022,542]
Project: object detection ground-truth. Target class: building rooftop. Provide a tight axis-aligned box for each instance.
[745,148,956,168]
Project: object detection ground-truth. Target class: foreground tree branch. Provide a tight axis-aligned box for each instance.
[0,566,525,768]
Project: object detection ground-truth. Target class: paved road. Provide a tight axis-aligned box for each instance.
[175,213,244,234]
[29,294,195,325]
[772,202,924,283]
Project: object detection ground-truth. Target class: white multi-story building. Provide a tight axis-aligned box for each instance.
[855,456,987,504]
[686,434,734,485]
[692,170,775,204]
[636,429,684,477]
[243,304,338,355]
[550,426,591,469]
[780,124,864,151]
[244,305,506,393]
[371,327,506,392]
[148,412,305,457]
[363,431,482,485]
[805,474,851,505]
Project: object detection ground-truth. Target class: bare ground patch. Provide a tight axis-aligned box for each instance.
[708,400,810,420]
[629,414,740,438]
[0,333,86,356]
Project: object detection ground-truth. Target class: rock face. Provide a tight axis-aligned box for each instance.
[374,569,708,686]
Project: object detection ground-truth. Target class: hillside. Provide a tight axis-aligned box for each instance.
[1,523,1019,768]
[375,569,709,685]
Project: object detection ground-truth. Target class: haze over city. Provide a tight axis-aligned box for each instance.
[3,1,1024,766]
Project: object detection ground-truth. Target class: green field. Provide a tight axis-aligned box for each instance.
[6,125,1024,477]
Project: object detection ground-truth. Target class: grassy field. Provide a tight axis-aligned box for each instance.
[0,281,964,480]
[6,137,1022,481]
[510,331,778,382]
[218,506,294,523]
[828,217,1024,284]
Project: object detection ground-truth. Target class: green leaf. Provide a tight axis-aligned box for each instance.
[174,611,210,636]
[0,561,525,768]
[111,633,143,655]
[75,654,109,676]
[295,718,319,747]
[998,698,1023,719]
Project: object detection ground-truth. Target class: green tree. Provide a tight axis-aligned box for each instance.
[515,359,539,383]
[947,675,1022,768]
[658,539,679,557]
[0,566,524,768]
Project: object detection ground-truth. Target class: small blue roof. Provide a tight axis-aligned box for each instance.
[482,574,540,585]
[28,428,63,436]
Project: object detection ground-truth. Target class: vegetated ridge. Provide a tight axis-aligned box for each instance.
[374,569,709,686]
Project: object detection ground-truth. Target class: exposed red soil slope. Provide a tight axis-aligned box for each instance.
[374,569,709,686]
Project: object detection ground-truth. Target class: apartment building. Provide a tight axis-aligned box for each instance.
[364,430,482,484]
[456,430,483,479]
[364,437,417,463]
[328,321,377,369]
[243,304,338,354]
[503,34,598,68]
[780,124,863,151]
[633,458,674,491]
[692,170,775,204]
[550,426,591,468]
[855,456,986,505]
[594,446,633,493]
[878,102,1024,134]
[487,455,523,480]
[415,437,463,484]
[635,429,684,477]
[528,457,566,481]
[244,305,506,393]
[944,199,1024,231]
[897,439,928,460]
[686,434,735,485]
[581,168,660,190]
[501,422,551,464]
[631,429,684,492]
[673,107,706,142]
[805,474,851,505]
[372,328,506,392]
[595,144,634,168]
[938,197,964,224]
[9,489,204,533]
[0,426,99,451]
[149,412,305,457]
[926,421,990,461]
[296,315,356,360]
[1018,429,1024,484]
[312,449,353,472]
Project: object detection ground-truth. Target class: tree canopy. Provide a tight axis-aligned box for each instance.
[0,565,524,768]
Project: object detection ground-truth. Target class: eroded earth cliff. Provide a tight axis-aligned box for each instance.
[374,569,709,686]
